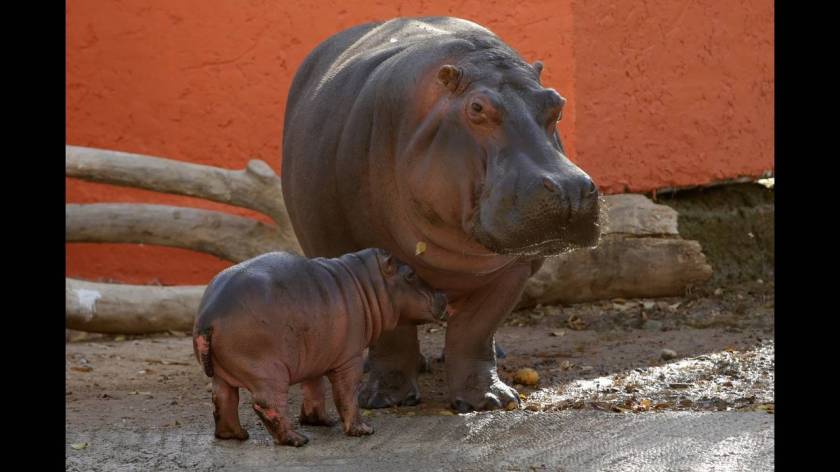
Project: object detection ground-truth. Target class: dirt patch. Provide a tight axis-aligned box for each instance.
[655,183,774,285]
[66,279,774,435]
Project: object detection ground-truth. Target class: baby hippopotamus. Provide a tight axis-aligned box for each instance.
[192,248,448,446]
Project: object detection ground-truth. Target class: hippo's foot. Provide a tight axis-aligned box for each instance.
[345,420,375,437]
[214,428,249,441]
[359,369,420,408]
[447,359,520,413]
[299,411,337,427]
[276,430,309,447]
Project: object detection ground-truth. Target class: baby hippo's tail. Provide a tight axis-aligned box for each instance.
[193,326,214,377]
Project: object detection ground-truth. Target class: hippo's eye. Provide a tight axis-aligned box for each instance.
[471,102,483,113]
[404,271,417,283]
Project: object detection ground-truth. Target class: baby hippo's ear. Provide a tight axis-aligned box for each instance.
[381,254,397,276]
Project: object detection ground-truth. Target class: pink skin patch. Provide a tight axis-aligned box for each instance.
[195,335,210,357]
[253,403,280,420]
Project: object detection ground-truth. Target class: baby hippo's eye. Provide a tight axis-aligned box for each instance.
[404,271,417,283]
[471,102,483,113]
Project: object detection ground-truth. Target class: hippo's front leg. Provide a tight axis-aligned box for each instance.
[444,263,533,412]
[358,325,422,408]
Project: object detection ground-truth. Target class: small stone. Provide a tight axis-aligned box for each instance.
[661,349,678,360]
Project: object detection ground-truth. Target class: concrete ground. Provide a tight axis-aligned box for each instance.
[66,280,774,471]
[66,410,773,471]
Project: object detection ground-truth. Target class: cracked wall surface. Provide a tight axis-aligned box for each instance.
[66,0,773,284]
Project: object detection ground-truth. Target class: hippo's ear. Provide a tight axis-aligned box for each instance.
[437,65,462,92]
[533,61,544,79]
[381,254,397,276]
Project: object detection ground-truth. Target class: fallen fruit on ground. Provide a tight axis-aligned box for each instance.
[514,368,540,386]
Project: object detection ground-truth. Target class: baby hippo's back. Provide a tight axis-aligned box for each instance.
[194,251,359,387]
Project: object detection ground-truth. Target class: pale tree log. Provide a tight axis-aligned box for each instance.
[67,203,283,263]
[66,279,204,334]
[518,236,713,308]
[599,194,679,236]
[518,194,711,308]
[65,145,302,254]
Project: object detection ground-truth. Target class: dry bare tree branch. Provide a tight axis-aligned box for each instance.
[67,203,284,263]
[65,145,301,254]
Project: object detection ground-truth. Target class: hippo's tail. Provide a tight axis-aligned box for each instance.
[193,326,214,377]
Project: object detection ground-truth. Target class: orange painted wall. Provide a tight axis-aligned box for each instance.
[572,0,774,194]
[66,0,773,285]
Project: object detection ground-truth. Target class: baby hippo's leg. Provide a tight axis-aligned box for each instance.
[327,356,374,436]
[300,377,336,426]
[250,369,308,447]
[212,376,248,440]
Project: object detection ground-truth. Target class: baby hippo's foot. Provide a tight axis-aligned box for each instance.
[277,430,310,447]
[214,427,249,441]
[345,420,374,437]
[299,409,337,427]
[253,400,309,447]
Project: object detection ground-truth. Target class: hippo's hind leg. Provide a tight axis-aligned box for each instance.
[299,376,336,426]
[212,376,249,440]
[250,368,309,447]
[359,325,422,408]
[328,355,373,436]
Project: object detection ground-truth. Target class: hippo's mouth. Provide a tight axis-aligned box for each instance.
[472,222,602,257]
[480,236,593,257]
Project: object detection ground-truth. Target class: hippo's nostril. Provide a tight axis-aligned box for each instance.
[586,180,598,196]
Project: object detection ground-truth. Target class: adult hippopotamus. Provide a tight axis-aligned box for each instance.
[281,17,600,412]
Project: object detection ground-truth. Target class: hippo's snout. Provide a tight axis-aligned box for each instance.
[542,172,599,220]
[433,293,449,321]
[475,167,601,256]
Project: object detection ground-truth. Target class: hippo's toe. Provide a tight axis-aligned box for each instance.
[345,421,374,436]
[450,379,520,413]
[278,430,309,447]
[214,429,249,441]
[359,370,421,409]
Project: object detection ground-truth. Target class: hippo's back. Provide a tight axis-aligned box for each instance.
[281,17,494,258]
[195,252,310,331]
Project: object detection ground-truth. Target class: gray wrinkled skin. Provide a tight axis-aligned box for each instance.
[282,17,600,412]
